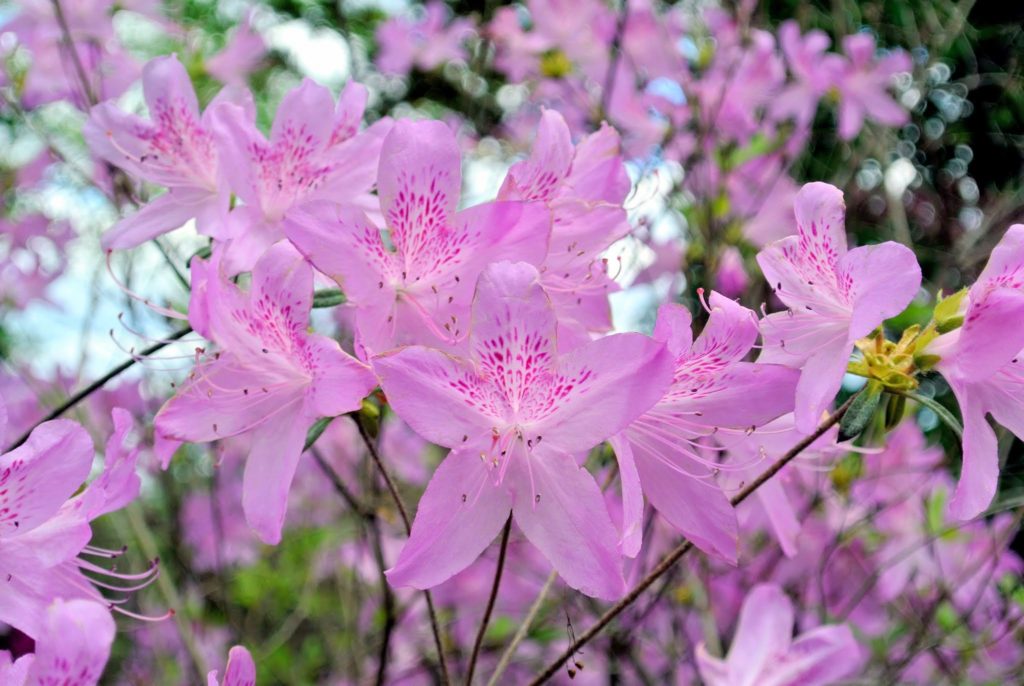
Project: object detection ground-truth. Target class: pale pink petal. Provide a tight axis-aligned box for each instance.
[155,357,306,445]
[377,119,461,254]
[79,408,141,518]
[727,584,795,685]
[268,79,335,153]
[385,447,513,589]
[534,333,674,453]
[975,224,1024,288]
[608,433,644,557]
[695,645,731,686]
[652,302,694,355]
[626,428,738,562]
[0,420,93,536]
[222,646,257,686]
[667,362,800,429]
[840,241,921,338]
[373,347,496,448]
[754,473,801,557]
[956,288,1024,379]
[304,336,377,418]
[241,408,311,544]
[793,334,851,433]
[284,204,395,305]
[793,182,848,260]
[511,447,625,599]
[499,109,573,202]
[142,54,200,127]
[101,188,216,249]
[762,625,863,686]
[25,599,115,686]
[948,382,999,520]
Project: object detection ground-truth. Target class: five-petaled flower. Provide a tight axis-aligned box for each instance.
[374,261,673,599]
[757,182,921,433]
[286,119,551,357]
[154,241,377,544]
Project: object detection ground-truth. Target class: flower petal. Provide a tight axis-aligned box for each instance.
[726,584,795,685]
[241,408,311,544]
[511,447,626,599]
[0,420,93,537]
[373,346,495,448]
[839,241,921,339]
[385,447,513,589]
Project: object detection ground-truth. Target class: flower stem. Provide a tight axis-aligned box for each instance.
[465,515,513,685]
[355,412,452,686]
[5,326,193,452]
[526,393,858,685]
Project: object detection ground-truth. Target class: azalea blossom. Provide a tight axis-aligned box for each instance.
[835,33,911,140]
[757,182,921,432]
[213,79,393,273]
[154,242,377,543]
[610,293,799,560]
[696,583,864,686]
[286,119,550,356]
[0,410,145,639]
[375,1,475,76]
[208,645,257,686]
[0,599,116,686]
[929,224,1024,519]
[498,109,631,341]
[85,55,228,249]
[769,21,843,128]
[374,261,673,599]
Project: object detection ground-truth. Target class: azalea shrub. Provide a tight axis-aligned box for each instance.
[2,0,1024,684]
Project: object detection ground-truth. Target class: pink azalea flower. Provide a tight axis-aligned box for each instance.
[85,55,228,249]
[0,411,144,639]
[929,224,1024,519]
[154,242,377,544]
[213,79,392,273]
[285,119,550,356]
[373,261,673,599]
[375,1,475,76]
[610,293,798,561]
[498,110,631,341]
[770,21,843,128]
[206,15,266,86]
[696,583,864,686]
[0,599,116,686]
[835,33,911,140]
[715,246,750,299]
[757,182,921,433]
[208,645,257,686]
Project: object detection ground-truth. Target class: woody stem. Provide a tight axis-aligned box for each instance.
[465,515,514,685]
[526,393,859,685]
[355,413,453,686]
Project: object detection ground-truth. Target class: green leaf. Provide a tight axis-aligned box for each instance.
[905,391,964,439]
[839,383,884,440]
[304,416,335,451]
[312,288,346,308]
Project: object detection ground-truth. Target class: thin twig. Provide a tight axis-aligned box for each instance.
[486,570,558,686]
[526,394,858,685]
[465,516,513,685]
[354,413,452,686]
[50,0,98,106]
[5,326,193,452]
[310,445,397,686]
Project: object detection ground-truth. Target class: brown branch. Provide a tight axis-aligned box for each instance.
[526,394,858,685]
[465,515,513,685]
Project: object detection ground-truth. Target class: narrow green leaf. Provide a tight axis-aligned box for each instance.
[312,288,347,308]
[905,391,964,439]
